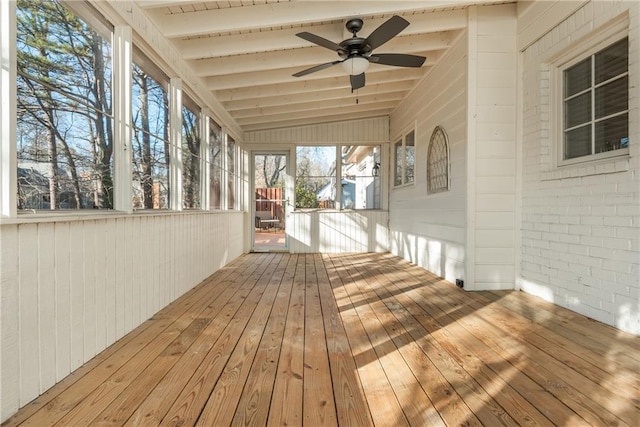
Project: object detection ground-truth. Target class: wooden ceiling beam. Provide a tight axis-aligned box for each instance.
[136,0,203,8]
[206,65,430,91]
[231,92,406,118]
[190,32,448,76]
[175,12,465,59]
[176,25,344,60]
[148,1,473,38]
[222,82,414,110]
[241,110,393,132]
[236,103,397,126]
[215,72,420,102]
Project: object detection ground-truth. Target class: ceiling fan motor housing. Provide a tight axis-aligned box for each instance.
[340,18,371,58]
[339,37,371,59]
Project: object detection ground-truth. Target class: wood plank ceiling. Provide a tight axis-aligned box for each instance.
[136,0,513,132]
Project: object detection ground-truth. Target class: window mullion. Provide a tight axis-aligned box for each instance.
[336,145,342,210]
[201,111,210,210]
[403,136,408,185]
[112,25,133,213]
[591,56,596,156]
[169,78,183,211]
[221,130,229,210]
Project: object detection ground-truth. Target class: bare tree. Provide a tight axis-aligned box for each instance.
[16,0,114,210]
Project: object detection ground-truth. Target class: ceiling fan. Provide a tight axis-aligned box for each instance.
[292,15,426,92]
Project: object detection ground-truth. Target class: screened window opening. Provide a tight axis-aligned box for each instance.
[563,37,628,161]
[226,136,236,210]
[394,139,403,186]
[341,145,381,209]
[132,51,169,209]
[16,0,114,210]
[394,130,415,187]
[209,119,222,210]
[427,126,449,194]
[296,146,337,209]
[181,96,201,209]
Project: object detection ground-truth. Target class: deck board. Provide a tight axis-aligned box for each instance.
[3,253,639,427]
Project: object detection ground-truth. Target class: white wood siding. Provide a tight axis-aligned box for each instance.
[467,4,518,290]
[520,1,640,334]
[389,27,468,284]
[288,210,389,253]
[0,211,243,419]
[244,117,389,144]
[517,0,588,51]
[388,4,517,290]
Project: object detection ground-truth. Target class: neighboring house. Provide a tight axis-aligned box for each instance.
[17,165,49,209]
[0,0,638,422]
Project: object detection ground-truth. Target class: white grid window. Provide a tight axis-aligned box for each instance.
[562,37,628,162]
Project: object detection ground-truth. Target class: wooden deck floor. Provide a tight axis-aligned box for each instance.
[4,253,639,426]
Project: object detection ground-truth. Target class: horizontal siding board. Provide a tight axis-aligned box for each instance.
[475,265,516,284]
[475,212,516,229]
[475,159,516,177]
[475,177,516,194]
[476,229,515,248]
[477,52,517,70]
[475,247,515,264]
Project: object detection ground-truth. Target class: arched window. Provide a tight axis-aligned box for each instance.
[427,126,449,193]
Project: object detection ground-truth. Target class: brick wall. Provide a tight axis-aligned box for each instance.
[520,1,639,335]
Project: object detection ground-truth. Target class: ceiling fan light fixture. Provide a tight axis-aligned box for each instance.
[342,56,369,75]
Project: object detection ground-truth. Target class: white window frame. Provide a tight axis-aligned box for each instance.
[393,126,416,188]
[206,116,224,210]
[1,0,18,217]
[554,23,629,168]
[15,1,117,212]
[224,133,238,210]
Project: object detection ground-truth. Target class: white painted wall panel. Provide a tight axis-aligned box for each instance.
[17,224,39,404]
[0,211,244,419]
[288,211,388,253]
[0,226,19,417]
[54,222,71,381]
[520,1,640,335]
